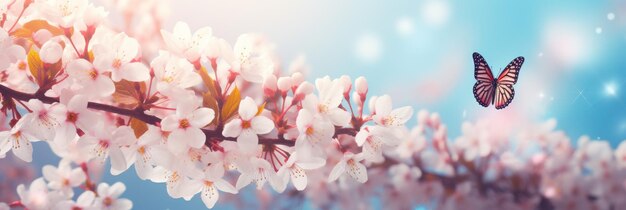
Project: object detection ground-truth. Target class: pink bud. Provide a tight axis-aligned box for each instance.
[33,29,53,46]
[429,113,441,128]
[368,95,378,114]
[40,41,63,64]
[417,109,429,125]
[293,82,313,103]
[355,76,368,96]
[339,75,352,95]
[291,72,305,90]
[277,77,293,92]
[263,75,277,96]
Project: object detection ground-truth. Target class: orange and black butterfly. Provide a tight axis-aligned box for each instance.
[472,52,525,109]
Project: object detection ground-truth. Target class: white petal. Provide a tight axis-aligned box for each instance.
[347,161,368,183]
[222,119,242,137]
[374,95,392,116]
[296,109,313,132]
[109,148,128,175]
[189,108,214,128]
[389,106,413,126]
[355,129,369,146]
[168,130,190,154]
[12,137,33,162]
[94,76,115,97]
[186,128,206,148]
[235,174,253,190]
[118,62,150,82]
[201,185,219,209]
[236,132,258,152]
[327,160,346,182]
[297,157,326,170]
[214,179,237,194]
[250,116,274,134]
[290,166,308,191]
[42,165,60,182]
[327,108,351,126]
[160,115,179,132]
[238,97,257,120]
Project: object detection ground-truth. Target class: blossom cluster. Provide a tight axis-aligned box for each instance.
[0,1,625,210]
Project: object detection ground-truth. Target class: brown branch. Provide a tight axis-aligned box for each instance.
[0,84,357,147]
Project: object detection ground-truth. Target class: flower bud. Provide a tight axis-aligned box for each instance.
[355,76,368,96]
[40,41,63,64]
[417,109,429,125]
[339,75,352,96]
[293,81,313,104]
[277,76,293,93]
[290,72,304,89]
[263,75,277,96]
[430,113,441,128]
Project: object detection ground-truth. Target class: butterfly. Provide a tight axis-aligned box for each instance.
[472,52,525,109]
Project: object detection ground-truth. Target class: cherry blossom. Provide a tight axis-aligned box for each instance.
[22,99,64,140]
[161,99,214,154]
[294,109,334,156]
[37,0,88,28]
[0,28,25,70]
[79,125,135,175]
[39,40,63,64]
[372,95,413,127]
[16,178,61,210]
[302,76,351,126]
[66,58,115,97]
[277,151,326,191]
[94,182,133,210]
[121,125,163,180]
[54,94,96,146]
[161,21,213,64]
[150,51,202,91]
[222,97,274,152]
[0,117,36,162]
[190,167,238,209]
[42,159,86,197]
[235,157,285,192]
[328,152,368,183]
[92,32,149,82]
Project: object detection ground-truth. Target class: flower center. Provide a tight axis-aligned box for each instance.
[89,69,98,79]
[17,61,26,70]
[317,104,329,113]
[179,119,190,129]
[66,112,78,123]
[62,178,70,186]
[204,180,214,187]
[137,146,146,155]
[242,120,252,129]
[103,197,113,207]
[112,59,122,69]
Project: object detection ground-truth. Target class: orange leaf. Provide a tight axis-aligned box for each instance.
[198,66,219,98]
[203,92,219,125]
[129,118,148,138]
[12,20,64,46]
[27,48,43,86]
[220,86,240,122]
[112,80,146,108]
[256,102,266,116]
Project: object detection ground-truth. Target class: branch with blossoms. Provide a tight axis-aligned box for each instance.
[2,1,626,210]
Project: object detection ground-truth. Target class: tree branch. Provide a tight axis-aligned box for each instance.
[0,84,356,147]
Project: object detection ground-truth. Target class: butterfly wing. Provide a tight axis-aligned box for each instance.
[494,56,524,109]
[472,52,495,107]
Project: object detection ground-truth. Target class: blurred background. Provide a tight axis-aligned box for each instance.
[10,0,626,209]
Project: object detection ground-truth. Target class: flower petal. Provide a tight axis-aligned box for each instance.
[250,116,274,135]
[222,119,242,137]
[189,108,214,128]
[238,97,257,120]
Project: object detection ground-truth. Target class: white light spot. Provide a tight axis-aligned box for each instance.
[539,92,545,99]
[422,0,450,26]
[462,110,467,118]
[538,52,543,57]
[396,17,415,36]
[608,13,615,21]
[355,34,383,62]
[604,82,617,96]
[550,97,554,101]
[596,27,603,34]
